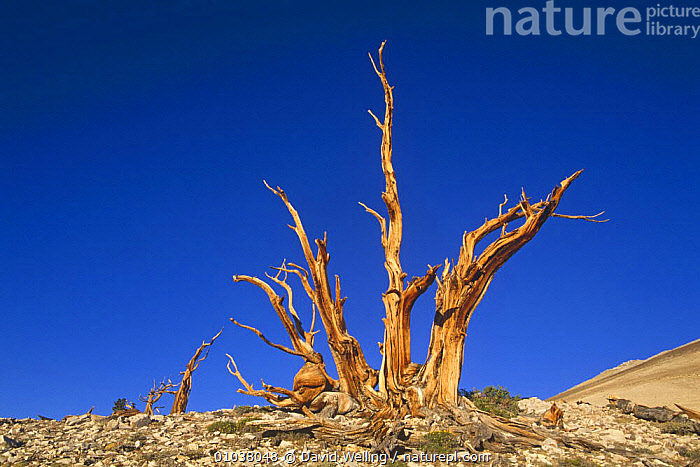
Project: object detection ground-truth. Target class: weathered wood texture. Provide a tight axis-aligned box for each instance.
[170,328,222,414]
[227,41,605,423]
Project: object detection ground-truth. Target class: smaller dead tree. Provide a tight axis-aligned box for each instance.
[170,328,223,414]
[139,377,179,416]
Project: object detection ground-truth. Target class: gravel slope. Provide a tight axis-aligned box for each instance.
[549,338,700,409]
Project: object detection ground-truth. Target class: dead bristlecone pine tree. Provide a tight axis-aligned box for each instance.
[226,42,607,444]
[170,328,222,414]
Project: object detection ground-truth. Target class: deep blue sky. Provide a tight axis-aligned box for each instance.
[2,1,698,418]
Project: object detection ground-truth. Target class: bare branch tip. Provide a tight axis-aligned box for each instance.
[368,54,380,75]
[561,169,585,187]
[225,353,237,366]
[263,179,285,196]
[367,109,382,127]
[378,41,387,62]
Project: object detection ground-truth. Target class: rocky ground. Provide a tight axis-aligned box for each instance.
[1,399,699,467]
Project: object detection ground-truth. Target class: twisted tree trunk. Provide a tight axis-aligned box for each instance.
[226,41,606,419]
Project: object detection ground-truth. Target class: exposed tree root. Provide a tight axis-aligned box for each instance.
[244,402,658,463]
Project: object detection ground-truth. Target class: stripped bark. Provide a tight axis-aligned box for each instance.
[228,41,605,426]
[170,328,223,414]
[140,377,179,416]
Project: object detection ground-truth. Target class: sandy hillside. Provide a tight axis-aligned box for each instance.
[549,338,700,410]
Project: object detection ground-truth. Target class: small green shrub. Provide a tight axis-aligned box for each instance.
[658,419,698,435]
[112,398,136,412]
[419,431,460,453]
[460,385,521,419]
[206,416,261,434]
[207,420,243,433]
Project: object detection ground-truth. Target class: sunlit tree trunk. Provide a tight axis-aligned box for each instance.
[226,42,606,420]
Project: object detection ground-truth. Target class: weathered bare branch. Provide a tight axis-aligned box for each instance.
[366,42,444,410]
[171,328,223,414]
[259,179,378,403]
[498,194,508,216]
[140,377,179,416]
[265,262,307,338]
[368,41,403,295]
[358,202,388,248]
[309,303,317,341]
[262,180,319,273]
[367,109,382,128]
[226,353,299,407]
[551,211,608,222]
[274,262,315,303]
[229,318,305,357]
[675,403,700,421]
[226,352,334,410]
[402,264,441,316]
[232,273,320,362]
[455,171,606,276]
[421,170,607,406]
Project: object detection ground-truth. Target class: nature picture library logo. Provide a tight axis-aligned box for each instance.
[486,1,700,38]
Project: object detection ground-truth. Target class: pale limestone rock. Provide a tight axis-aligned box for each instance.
[127,413,151,428]
[542,437,559,449]
[518,397,552,415]
[64,414,90,426]
[601,428,627,444]
[105,419,120,430]
[308,391,358,418]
